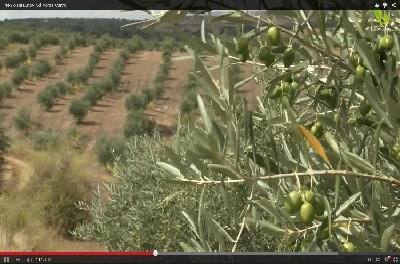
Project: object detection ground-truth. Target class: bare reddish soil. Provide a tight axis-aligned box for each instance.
[79,50,162,139]
[144,53,193,133]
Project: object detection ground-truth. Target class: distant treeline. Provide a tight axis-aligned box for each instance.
[0,18,171,40]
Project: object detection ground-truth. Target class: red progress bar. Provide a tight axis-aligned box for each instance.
[0,252,155,256]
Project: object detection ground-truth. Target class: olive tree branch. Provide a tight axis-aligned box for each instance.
[287,217,371,234]
[175,170,400,187]
[239,11,351,71]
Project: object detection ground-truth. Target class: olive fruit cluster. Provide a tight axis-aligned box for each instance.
[258,26,296,68]
[284,189,325,225]
[270,80,299,104]
[391,141,400,161]
[350,53,366,81]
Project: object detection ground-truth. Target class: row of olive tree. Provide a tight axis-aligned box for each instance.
[123,47,172,137]
[55,34,90,65]
[37,82,70,111]
[69,38,144,123]
[65,37,116,88]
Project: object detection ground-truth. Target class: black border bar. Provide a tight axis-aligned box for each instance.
[0,253,398,264]
[0,0,395,10]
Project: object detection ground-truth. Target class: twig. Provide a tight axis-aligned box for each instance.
[231,183,255,252]
[176,170,400,187]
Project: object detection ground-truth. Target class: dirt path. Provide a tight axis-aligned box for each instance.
[144,53,193,133]
[79,50,162,139]
[39,49,122,133]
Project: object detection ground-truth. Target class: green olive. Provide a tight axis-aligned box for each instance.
[359,99,371,116]
[267,26,281,46]
[283,49,295,68]
[300,202,315,225]
[317,228,329,240]
[342,242,355,253]
[288,81,299,101]
[284,191,302,213]
[270,86,283,99]
[237,38,250,62]
[258,45,275,67]
[355,65,365,80]
[379,35,394,52]
[303,190,315,203]
[281,82,291,95]
[311,121,323,138]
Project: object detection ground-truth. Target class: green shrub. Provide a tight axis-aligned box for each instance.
[54,82,68,96]
[125,94,147,111]
[28,45,37,58]
[66,71,78,84]
[73,135,192,251]
[54,53,63,65]
[40,34,59,45]
[142,88,155,102]
[2,82,13,97]
[7,32,30,44]
[31,130,60,151]
[83,87,102,106]
[69,99,90,124]
[4,49,27,69]
[29,152,91,237]
[37,88,55,111]
[124,110,154,137]
[13,107,31,132]
[95,136,127,166]
[154,82,164,98]
[0,82,13,104]
[180,89,197,114]
[31,60,52,78]
[12,65,29,86]
[77,67,92,83]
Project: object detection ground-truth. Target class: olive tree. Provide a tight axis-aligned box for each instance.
[69,99,90,124]
[75,10,400,253]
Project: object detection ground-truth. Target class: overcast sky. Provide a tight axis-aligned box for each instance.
[0,10,152,20]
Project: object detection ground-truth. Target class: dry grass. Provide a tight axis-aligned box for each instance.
[0,136,105,250]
